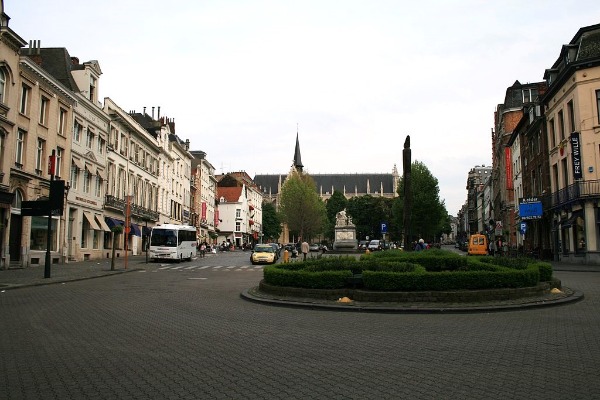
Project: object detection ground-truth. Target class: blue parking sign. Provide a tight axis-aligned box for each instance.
[520,222,527,235]
[381,223,388,234]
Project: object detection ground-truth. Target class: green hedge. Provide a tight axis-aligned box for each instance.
[263,250,553,290]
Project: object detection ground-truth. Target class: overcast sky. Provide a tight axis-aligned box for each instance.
[7,0,600,215]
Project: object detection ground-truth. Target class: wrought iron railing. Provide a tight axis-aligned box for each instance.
[104,195,159,221]
[548,179,600,210]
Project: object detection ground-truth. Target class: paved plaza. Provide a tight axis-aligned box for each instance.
[1,252,599,399]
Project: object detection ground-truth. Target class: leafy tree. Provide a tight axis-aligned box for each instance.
[324,190,348,241]
[346,195,395,242]
[279,172,327,241]
[261,201,282,242]
[393,160,447,245]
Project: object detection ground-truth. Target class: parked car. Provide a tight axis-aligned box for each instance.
[309,243,320,252]
[267,243,280,260]
[368,240,385,251]
[358,240,370,251]
[250,244,276,265]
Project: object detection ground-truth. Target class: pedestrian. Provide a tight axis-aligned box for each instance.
[301,240,309,261]
[414,238,426,251]
[200,242,206,258]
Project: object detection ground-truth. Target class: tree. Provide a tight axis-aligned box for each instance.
[324,190,347,241]
[110,224,124,270]
[261,201,282,242]
[346,195,395,242]
[279,171,327,241]
[393,160,447,244]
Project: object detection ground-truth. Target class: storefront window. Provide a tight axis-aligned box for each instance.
[30,216,58,251]
[575,216,585,253]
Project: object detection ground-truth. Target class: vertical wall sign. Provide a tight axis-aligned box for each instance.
[570,132,582,180]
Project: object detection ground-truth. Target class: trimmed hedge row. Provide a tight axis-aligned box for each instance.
[263,251,553,291]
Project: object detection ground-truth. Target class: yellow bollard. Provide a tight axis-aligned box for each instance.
[283,249,289,263]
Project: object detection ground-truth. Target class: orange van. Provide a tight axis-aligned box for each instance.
[468,234,488,256]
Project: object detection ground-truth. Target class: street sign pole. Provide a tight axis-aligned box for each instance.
[45,150,56,279]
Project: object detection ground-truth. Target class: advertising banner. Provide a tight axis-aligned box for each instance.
[505,147,513,189]
[570,132,582,180]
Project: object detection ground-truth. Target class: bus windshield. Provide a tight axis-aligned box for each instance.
[150,229,178,247]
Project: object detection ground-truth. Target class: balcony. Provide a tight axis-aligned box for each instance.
[104,195,159,221]
[548,179,600,210]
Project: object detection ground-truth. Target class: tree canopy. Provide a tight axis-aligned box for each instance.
[393,160,448,244]
[261,201,281,241]
[278,172,327,241]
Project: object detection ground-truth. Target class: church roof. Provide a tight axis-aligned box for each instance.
[253,173,396,196]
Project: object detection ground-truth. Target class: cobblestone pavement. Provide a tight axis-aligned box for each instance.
[1,254,599,399]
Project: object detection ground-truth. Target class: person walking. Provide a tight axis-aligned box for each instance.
[301,241,309,261]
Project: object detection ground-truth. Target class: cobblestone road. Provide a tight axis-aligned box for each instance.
[1,255,599,399]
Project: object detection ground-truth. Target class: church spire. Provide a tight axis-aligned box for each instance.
[293,127,303,173]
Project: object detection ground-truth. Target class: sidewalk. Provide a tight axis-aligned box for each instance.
[0,255,149,290]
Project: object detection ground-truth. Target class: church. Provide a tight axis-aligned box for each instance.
[253,134,399,242]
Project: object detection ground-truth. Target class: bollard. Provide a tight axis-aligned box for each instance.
[283,249,289,263]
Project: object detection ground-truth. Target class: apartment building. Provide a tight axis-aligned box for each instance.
[543,23,600,264]
[190,150,218,244]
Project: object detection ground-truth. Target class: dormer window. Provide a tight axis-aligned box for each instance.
[89,76,96,102]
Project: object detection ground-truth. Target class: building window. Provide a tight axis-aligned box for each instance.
[31,216,58,251]
[558,110,565,142]
[89,76,96,102]
[56,147,63,178]
[95,176,101,197]
[549,118,556,148]
[35,139,44,172]
[71,165,79,190]
[39,96,49,125]
[236,208,241,218]
[19,84,30,115]
[58,107,68,136]
[74,120,82,142]
[97,137,105,155]
[86,129,94,148]
[15,129,25,166]
[83,170,91,193]
[0,69,5,103]
[235,222,241,232]
[596,90,600,125]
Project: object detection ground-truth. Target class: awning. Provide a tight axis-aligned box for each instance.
[95,215,111,232]
[72,157,84,170]
[85,163,96,175]
[83,211,101,230]
[97,168,107,180]
[130,223,142,237]
[105,217,124,229]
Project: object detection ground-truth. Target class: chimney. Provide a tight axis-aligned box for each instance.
[152,107,155,119]
[157,106,161,119]
[143,106,146,115]
[185,139,190,150]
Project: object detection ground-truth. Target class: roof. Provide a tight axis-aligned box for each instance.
[21,47,80,91]
[217,187,243,203]
[254,173,396,196]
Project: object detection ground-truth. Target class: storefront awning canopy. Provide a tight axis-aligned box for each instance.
[72,157,84,170]
[83,212,101,230]
[105,217,124,229]
[130,223,142,237]
[95,215,111,232]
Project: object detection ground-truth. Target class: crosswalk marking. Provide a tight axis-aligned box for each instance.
[154,265,265,271]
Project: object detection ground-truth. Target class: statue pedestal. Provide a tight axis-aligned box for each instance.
[333,226,357,251]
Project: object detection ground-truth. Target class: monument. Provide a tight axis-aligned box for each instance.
[333,209,358,251]
[403,135,412,251]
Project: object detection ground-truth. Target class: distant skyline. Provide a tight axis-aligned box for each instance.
[7,1,600,215]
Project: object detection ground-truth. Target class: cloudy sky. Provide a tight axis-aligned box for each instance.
[7,0,600,214]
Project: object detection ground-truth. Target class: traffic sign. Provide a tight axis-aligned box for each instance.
[381,222,388,234]
[520,222,527,235]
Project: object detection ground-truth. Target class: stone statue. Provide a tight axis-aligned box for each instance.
[336,210,347,227]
